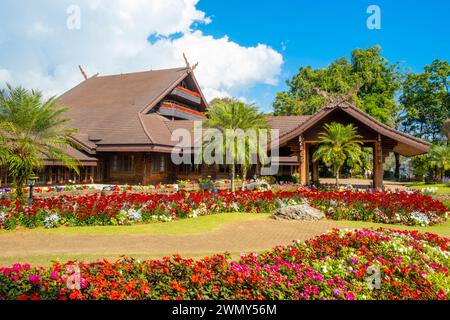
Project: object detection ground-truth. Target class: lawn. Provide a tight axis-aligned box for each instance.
[407,182,450,195]
[0,212,268,236]
[0,212,449,266]
[331,218,450,237]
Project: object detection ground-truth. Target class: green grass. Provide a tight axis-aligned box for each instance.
[0,212,270,236]
[329,218,450,238]
[0,252,245,267]
[407,182,450,195]
[1,212,449,266]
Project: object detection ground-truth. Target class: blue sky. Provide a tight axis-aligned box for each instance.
[196,0,449,110]
[0,0,448,113]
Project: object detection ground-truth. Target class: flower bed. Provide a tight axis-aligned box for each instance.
[0,189,447,229]
[0,228,448,300]
[0,185,97,197]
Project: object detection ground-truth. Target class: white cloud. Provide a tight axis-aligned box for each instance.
[0,0,283,101]
[0,69,11,83]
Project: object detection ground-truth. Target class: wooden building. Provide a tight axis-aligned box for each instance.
[0,65,431,189]
[268,102,430,189]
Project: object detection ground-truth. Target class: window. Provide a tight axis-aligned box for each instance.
[112,154,135,173]
[152,155,166,173]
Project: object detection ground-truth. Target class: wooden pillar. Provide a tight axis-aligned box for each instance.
[142,153,147,185]
[305,143,310,185]
[256,160,261,177]
[312,159,320,184]
[49,167,53,185]
[373,134,384,190]
[298,135,307,185]
[90,166,95,184]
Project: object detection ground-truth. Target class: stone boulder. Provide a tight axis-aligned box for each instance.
[273,204,325,221]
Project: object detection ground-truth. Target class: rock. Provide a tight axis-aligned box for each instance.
[273,203,325,221]
[244,181,271,191]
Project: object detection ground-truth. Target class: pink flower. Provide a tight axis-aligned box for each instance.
[12,275,19,282]
[12,263,22,272]
[23,263,30,271]
[29,274,41,286]
[51,271,59,280]
[345,292,356,300]
[3,268,11,276]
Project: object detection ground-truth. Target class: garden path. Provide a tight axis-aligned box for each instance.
[0,219,336,263]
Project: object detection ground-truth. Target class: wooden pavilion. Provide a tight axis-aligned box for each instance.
[271,101,431,189]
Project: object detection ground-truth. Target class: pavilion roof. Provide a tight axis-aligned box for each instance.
[274,101,430,156]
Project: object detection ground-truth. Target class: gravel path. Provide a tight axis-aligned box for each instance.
[0,219,337,261]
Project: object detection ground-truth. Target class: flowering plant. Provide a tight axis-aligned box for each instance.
[0,189,447,230]
[0,228,448,300]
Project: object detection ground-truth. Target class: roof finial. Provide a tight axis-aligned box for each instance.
[192,62,199,71]
[314,82,362,109]
[78,65,88,80]
[183,53,191,69]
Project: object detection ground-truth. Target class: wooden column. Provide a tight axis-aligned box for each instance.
[305,143,310,185]
[298,135,308,185]
[373,134,384,190]
[90,166,95,184]
[312,159,320,184]
[142,153,147,185]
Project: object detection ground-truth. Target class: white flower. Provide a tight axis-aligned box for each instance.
[44,213,60,229]
[127,208,142,222]
[411,211,430,226]
[0,212,6,224]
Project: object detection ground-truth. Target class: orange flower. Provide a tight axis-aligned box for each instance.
[124,280,136,293]
[191,275,199,284]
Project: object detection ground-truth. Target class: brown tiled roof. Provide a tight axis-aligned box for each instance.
[44,145,98,166]
[58,67,430,158]
[141,114,175,146]
[266,115,312,136]
[59,67,192,148]
[276,101,431,156]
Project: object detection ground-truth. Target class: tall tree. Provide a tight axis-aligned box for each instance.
[0,85,79,201]
[273,46,402,125]
[312,122,363,186]
[400,59,450,142]
[203,99,268,191]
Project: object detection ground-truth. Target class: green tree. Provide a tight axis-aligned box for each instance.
[401,59,450,142]
[428,144,450,181]
[442,119,450,141]
[410,155,429,182]
[273,46,402,125]
[203,99,268,191]
[0,85,79,201]
[313,122,363,186]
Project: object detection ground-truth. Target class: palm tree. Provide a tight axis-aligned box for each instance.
[428,144,450,181]
[203,99,268,191]
[239,135,269,190]
[313,122,363,186]
[0,85,79,201]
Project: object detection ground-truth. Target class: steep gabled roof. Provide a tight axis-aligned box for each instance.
[59,67,201,148]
